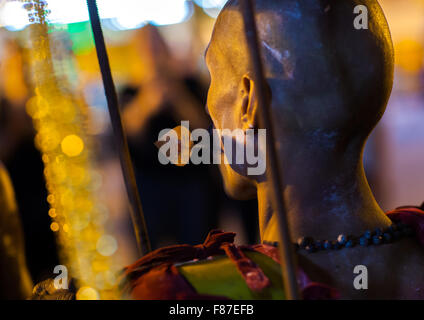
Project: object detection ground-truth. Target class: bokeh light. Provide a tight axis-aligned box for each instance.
[193,0,227,18]
[0,1,29,31]
[109,0,193,31]
[61,134,84,157]
[50,222,59,232]
[76,286,100,300]
[96,235,118,257]
[1,0,194,31]
[22,3,122,299]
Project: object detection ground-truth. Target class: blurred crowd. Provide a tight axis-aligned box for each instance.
[0,8,259,294]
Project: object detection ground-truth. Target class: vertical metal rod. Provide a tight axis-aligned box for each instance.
[240,0,300,300]
[86,0,151,256]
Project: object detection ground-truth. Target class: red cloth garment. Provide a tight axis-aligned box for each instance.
[128,264,229,300]
[120,229,235,299]
[121,207,424,300]
[120,229,335,299]
[387,206,424,247]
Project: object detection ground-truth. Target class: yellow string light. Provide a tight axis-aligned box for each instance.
[22,0,121,299]
[61,134,85,157]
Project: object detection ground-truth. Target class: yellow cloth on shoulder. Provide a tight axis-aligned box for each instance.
[178,250,285,300]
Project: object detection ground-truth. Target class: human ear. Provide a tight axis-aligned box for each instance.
[240,74,258,131]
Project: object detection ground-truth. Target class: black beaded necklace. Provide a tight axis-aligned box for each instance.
[263,222,415,253]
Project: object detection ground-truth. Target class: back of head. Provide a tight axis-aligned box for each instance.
[211,0,394,146]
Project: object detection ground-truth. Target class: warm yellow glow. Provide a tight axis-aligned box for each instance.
[76,286,100,300]
[26,95,49,119]
[395,39,424,74]
[24,0,121,300]
[0,41,29,104]
[61,135,84,157]
[96,235,118,257]
[48,209,56,218]
[50,222,59,232]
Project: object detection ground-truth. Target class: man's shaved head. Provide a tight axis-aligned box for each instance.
[205,0,394,198]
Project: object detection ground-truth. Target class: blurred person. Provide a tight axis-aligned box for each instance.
[123,24,209,137]
[121,24,221,248]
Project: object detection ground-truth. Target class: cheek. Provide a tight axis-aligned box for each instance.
[208,91,241,131]
[206,83,226,129]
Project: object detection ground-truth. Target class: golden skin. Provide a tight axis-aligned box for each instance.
[205,0,424,298]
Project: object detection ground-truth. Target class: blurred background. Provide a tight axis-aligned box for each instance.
[0,0,423,291]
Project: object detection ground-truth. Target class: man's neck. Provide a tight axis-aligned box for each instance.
[258,140,392,243]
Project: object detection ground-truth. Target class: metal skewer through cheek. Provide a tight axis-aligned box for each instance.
[239,0,301,300]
